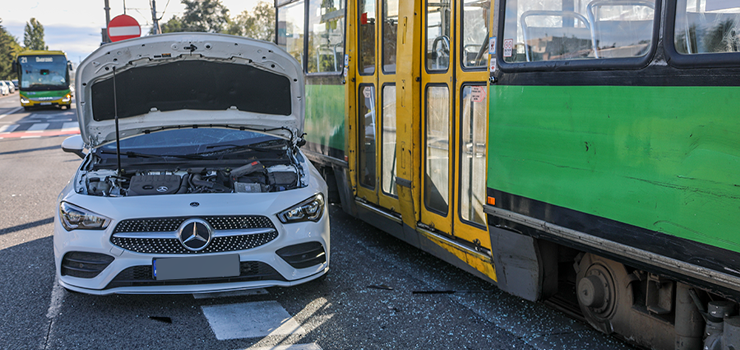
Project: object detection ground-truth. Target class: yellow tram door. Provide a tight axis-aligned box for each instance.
[419,0,491,251]
[355,0,401,212]
[451,1,491,250]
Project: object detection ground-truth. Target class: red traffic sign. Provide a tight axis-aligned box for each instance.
[107,14,141,42]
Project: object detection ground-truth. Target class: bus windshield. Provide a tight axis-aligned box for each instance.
[18,55,68,91]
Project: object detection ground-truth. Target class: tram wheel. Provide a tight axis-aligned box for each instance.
[575,253,630,335]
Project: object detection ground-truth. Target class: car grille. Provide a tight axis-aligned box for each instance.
[113,216,275,233]
[61,252,115,278]
[276,242,327,269]
[104,261,285,289]
[110,215,278,254]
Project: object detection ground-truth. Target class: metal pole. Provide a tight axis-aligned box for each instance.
[104,0,111,26]
[151,0,160,34]
[103,0,111,43]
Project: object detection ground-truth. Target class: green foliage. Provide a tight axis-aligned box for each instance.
[157,0,274,41]
[159,0,230,34]
[0,20,22,80]
[23,18,46,50]
[228,2,275,41]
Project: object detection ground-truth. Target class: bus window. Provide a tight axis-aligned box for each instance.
[359,0,376,75]
[424,86,450,215]
[381,85,397,196]
[277,1,306,68]
[675,0,740,54]
[462,1,491,68]
[502,0,654,62]
[383,0,399,73]
[426,0,452,71]
[307,0,345,73]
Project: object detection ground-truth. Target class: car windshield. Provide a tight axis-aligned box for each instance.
[97,128,285,157]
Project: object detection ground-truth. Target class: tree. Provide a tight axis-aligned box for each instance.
[159,0,230,34]
[228,1,275,41]
[157,17,185,34]
[23,18,46,50]
[0,20,23,80]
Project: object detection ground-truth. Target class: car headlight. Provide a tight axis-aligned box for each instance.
[59,202,111,231]
[277,193,325,224]
[20,97,29,103]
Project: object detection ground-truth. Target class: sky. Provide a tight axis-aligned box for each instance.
[1,0,263,64]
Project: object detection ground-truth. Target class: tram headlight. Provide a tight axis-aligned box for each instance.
[277,193,325,223]
[20,97,29,104]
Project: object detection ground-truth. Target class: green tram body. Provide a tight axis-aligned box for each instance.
[277,0,740,348]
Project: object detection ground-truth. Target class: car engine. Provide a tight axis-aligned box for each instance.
[78,160,303,197]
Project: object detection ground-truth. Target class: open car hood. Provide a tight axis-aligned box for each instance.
[75,33,304,148]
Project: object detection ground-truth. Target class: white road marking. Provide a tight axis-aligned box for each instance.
[193,288,269,299]
[0,106,22,120]
[27,123,50,132]
[245,345,322,350]
[61,122,79,132]
[21,136,41,138]
[46,276,65,319]
[202,301,307,340]
[0,124,18,133]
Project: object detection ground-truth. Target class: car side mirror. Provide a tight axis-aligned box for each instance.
[61,135,86,158]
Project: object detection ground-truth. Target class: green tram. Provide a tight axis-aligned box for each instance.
[275,0,740,348]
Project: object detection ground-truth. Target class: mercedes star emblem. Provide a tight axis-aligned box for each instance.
[178,219,213,251]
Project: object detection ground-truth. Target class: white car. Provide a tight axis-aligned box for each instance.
[0,81,8,96]
[55,33,329,295]
[3,80,14,93]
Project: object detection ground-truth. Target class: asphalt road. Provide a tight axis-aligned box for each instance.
[0,93,633,350]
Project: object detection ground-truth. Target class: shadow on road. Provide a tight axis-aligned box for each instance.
[0,145,60,156]
[0,217,54,236]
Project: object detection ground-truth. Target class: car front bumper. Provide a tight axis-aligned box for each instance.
[54,188,330,295]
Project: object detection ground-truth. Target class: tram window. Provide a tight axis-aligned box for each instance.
[307,0,345,73]
[381,85,397,196]
[462,1,491,68]
[424,86,450,215]
[277,1,305,68]
[502,0,655,62]
[675,0,740,54]
[459,85,487,226]
[359,0,376,75]
[383,0,399,73]
[426,0,452,71]
[359,85,376,189]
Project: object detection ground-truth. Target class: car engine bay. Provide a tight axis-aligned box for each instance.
[75,149,306,197]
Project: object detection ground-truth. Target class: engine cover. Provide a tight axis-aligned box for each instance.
[127,174,181,196]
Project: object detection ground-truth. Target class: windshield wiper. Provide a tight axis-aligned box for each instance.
[205,138,287,150]
[98,150,205,159]
[192,139,288,157]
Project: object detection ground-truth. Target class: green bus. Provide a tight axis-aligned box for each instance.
[14,50,73,110]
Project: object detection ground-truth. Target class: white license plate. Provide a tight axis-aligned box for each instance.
[153,254,240,281]
[40,102,52,105]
